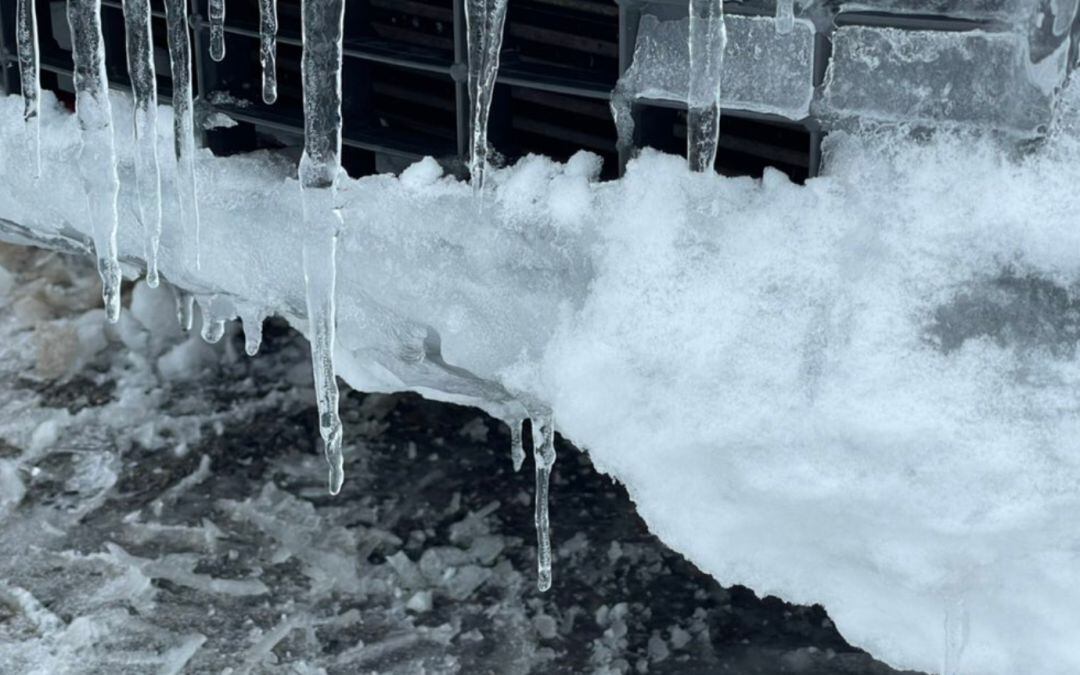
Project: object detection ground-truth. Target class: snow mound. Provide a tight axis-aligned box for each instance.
[5,87,1080,673]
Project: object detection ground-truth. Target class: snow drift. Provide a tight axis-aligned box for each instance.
[5,88,1080,673]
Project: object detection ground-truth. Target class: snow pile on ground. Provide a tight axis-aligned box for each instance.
[5,85,1080,673]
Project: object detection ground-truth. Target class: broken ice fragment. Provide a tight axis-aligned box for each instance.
[15,0,39,176]
[67,0,122,322]
[164,0,202,269]
[687,0,727,172]
[122,0,163,288]
[209,0,226,61]
[300,0,347,495]
[532,416,557,592]
[259,0,278,104]
[465,0,509,191]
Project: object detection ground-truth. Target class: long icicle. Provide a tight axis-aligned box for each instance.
[67,0,122,322]
[15,0,40,175]
[209,0,225,61]
[259,0,277,103]
[163,0,202,270]
[300,0,346,495]
[687,0,726,173]
[122,0,163,287]
[464,0,509,191]
[533,416,557,591]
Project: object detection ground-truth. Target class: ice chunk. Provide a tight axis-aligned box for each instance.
[122,0,163,288]
[821,26,1067,136]
[612,13,815,152]
[465,0,510,190]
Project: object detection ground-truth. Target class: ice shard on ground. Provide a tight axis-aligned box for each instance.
[464,0,509,191]
[15,0,39,175]
[163,0,201,269]
[122,0,163,287]
[66,0,122,321]
[259,0,278,104]
[300,0,347,495]
[687,0,726,172]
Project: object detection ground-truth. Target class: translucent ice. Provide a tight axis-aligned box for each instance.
[464,0,509,191]
[15,0,39,175]
[164,0,202,268]
[122,0,163,287]
[775,0,794,33]
[532,416,556,592]
[687,0,726,172]
[209,0,226,62]
[300,0,347,495]
[66,0,122,322]
[259,0,278,104]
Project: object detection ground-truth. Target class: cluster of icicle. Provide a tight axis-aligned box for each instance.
[12,0,745,593]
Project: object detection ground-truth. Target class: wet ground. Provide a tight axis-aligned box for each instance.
[0,245,920,674]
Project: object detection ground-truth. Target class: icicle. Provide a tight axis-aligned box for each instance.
[687,0,727,173]
[509,418,525,472]
[942,596,969,675]
[15,0,40,176]
[259,0,278,104]
[300,0,346,495]
[464,0,509,191]
[196,296,225,344]
[238,307,265,356]
[67,0,122,322]
[609,84,635,162]
[775,0,794,34]
[122,0,163,288]
[175,289,194,331]
[163,0,202,269]
[209,0,225,62]
[532,416,557,592]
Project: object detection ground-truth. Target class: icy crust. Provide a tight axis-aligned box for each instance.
[7,89,1080,672]
[821,26,1069,135]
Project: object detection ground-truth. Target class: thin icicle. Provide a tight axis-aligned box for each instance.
[238,307,265,356]
[532,416,557,592]
[163,0,202,269]
[609,83,635,161]
[209,0,225,62]
[122,0,163,288]
[175,289,194,331]
[300,0,346,495]
[259,0,278,104]
[196,296,225,344]
[15,0,40,175]
[687,0,727,173]
[67,0,122,322]
[509,418,525,472]
[775,0,794,34]
[464,0,509,191]
[942,596,969,675]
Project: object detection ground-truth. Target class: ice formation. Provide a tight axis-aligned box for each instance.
[687,0,726,171]
[258,0,278,104]
[209,0,226,62]
[66,0,122,323]
[776,0,795,33]
[163,0,201,270]
[532,416,556,592]
[14,0,38,175]
[299,0,347,495]
[122,0,163,288]
[464,0,510,190]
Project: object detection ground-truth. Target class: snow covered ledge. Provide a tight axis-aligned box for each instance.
[7,91,1080,674]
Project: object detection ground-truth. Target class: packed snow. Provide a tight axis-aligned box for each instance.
[6,68,1080,675]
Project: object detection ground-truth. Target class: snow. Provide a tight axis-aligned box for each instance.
[7,72,1080,671]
